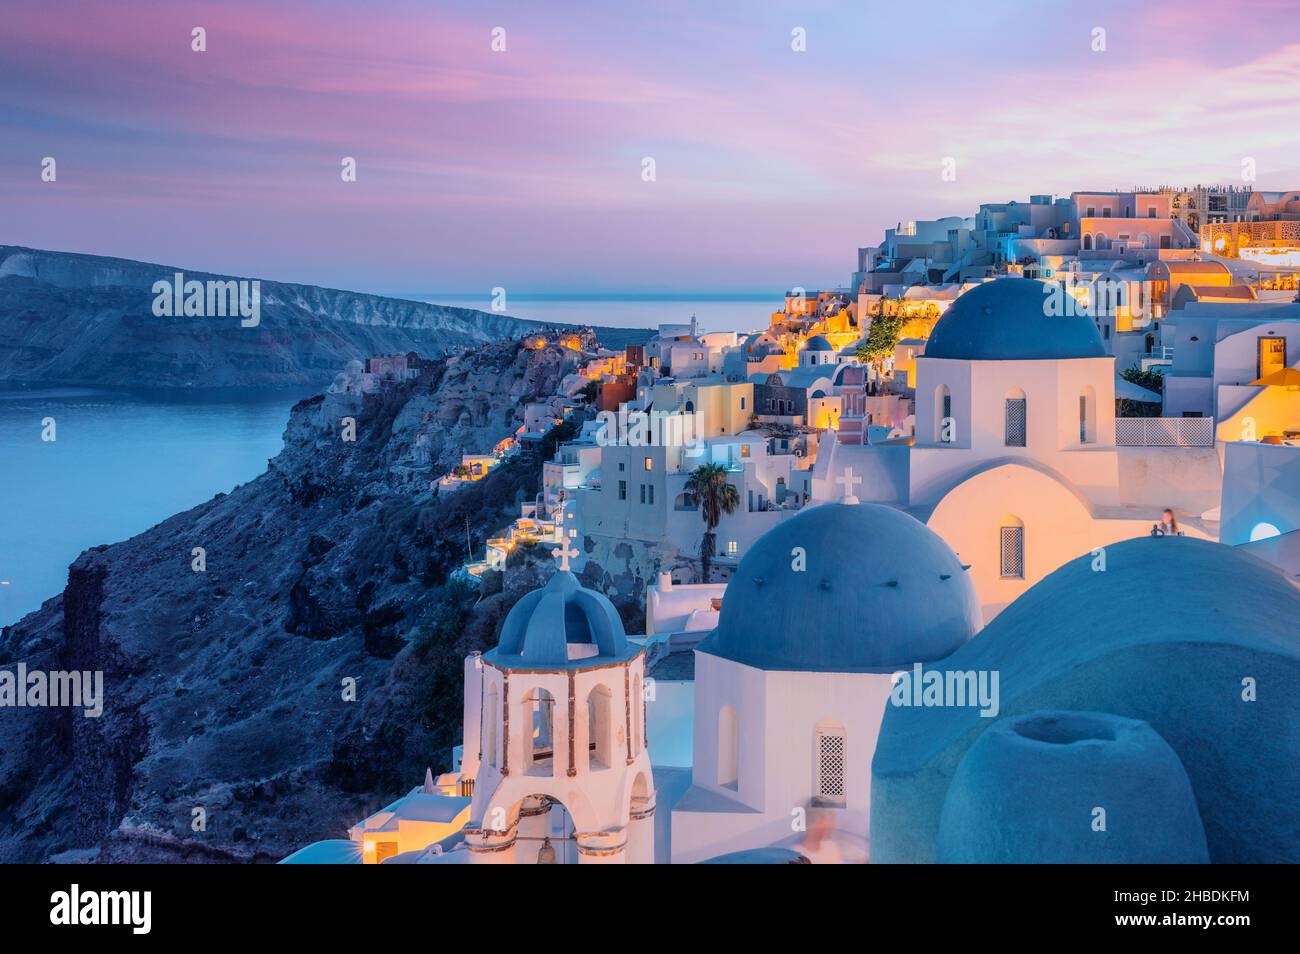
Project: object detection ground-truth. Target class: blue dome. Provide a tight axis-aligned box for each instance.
[487,571,635,669]
[698,503,981,673]
[924,278,1107,361]
[804,334,834,352]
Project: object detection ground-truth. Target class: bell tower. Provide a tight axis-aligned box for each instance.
[462,522,655,864]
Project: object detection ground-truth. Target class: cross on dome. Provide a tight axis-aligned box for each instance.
[836,467,862,505]
[552,508,579,571]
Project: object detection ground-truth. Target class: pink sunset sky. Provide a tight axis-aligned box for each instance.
[3,0,1300,295]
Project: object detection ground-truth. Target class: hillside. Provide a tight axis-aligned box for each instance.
[0,246,648,389]
[0,337,587,862]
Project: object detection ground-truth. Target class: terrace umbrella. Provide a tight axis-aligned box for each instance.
[1249,368,1300,389]
[1115,375,1161,403]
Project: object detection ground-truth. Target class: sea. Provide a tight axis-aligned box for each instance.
[0,295,780,627]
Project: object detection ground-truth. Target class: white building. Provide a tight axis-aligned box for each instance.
[669,499,982,862]
[815,277,1221,620]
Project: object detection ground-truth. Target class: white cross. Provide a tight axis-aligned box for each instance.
[552,509,579,571]
[835,467,862,504]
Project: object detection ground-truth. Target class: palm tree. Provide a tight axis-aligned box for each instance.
[684,462,740,583]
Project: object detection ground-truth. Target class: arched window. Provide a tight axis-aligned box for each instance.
[674,491,697,511]
[935,383,953,443]
[587,684,613,771]
[1000,516,1025,580]
[717,704,738,789]
[1079,385,1096,444]
[1004,388,1027,447]
[1095,232,1110,250]
[632,675,643,754]
[484,683,499,769]
[1082,234,1093,251]
[524,687,556,776]
[813,720,847,807]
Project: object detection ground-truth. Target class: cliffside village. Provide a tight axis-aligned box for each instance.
[286,184,1300,864]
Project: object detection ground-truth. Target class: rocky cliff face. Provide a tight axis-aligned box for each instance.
[0,246,646,389]
[0,338,583,862]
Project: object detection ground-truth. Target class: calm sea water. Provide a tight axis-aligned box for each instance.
[0,296,781,628]
[424,293,779,333]
[0,388,306,627]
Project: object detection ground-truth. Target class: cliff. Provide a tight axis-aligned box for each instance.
[0,245,648,389]
[0,337,584,862]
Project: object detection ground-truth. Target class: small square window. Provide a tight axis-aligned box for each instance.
[644,457,653,471]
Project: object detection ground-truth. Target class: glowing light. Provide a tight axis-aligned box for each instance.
[1249,522,1282,542]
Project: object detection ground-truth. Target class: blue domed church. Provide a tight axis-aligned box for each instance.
[816,276,1221,621]
[669,495,982,863]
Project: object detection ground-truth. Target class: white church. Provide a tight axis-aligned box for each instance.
[813,277,1222,620]
[283,484,986,864]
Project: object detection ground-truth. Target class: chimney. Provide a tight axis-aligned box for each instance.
[658,571,673,591]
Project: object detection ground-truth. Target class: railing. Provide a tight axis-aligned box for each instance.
[1115,417,1214,446]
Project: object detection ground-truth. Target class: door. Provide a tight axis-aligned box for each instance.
[1258,337,1286,379]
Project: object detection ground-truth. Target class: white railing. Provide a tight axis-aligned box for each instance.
[1115,417,1214,446]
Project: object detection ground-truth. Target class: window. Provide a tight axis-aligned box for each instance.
[740,444,750,457]
[643,457,653,471]
[618,461,625,471]
[1079,386,1096,444]
[813,722,847,807]
[618,480,627,500]
[484,684,499,768]
[648,484,654,505]
[525,688,556,776]
[1004,392,1027,447]
[717,705,738,789]
[1086,206,1095,217]
[740,396,746,410]
[639,484,646,504]
[935,383,953,443]
[727,540,738,556]
[587,685,613,770]
[1000,519,1025,579]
